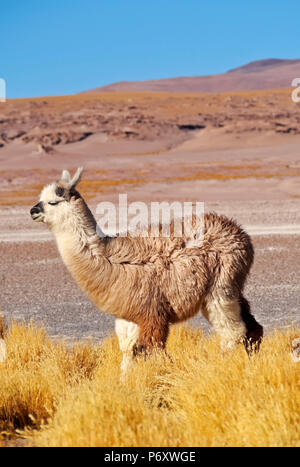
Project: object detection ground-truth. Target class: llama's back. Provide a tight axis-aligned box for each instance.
[102,212,253,275]
[202,213,253,259]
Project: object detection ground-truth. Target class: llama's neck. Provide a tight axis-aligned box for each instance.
[53,199,110,299]
[53,199,102,258]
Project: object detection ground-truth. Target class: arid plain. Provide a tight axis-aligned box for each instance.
[0,88,300,341]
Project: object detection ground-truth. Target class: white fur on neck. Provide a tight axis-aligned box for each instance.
[52,202,102,266]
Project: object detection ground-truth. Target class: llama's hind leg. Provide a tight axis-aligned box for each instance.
[204,295,263,354]
[239,295,263,354]
[204,297,247,352]
[115,318,139,375]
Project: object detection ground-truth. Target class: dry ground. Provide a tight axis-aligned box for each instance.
[1,89,300,205]
[1,89,300,210]
[0,89,300,447]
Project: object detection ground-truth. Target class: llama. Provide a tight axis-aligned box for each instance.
[30,168,263,373]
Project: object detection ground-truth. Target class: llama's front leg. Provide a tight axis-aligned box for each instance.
[204,296,263,354]
[115,318,139,375]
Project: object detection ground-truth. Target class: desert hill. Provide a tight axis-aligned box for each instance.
[84,58,300,93]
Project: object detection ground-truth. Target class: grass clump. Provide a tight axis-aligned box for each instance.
[0,321,299,447]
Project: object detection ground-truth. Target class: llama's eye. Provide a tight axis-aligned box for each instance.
[48,201,59,206]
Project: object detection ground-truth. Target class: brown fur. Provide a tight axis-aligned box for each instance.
[0,315,5,340]
[31,169,263,369]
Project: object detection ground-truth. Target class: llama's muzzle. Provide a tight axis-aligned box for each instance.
[30,202,44,220]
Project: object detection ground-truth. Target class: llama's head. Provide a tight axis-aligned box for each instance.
[30,168,83,229]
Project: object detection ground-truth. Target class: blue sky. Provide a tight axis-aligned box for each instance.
[1,1,299,98]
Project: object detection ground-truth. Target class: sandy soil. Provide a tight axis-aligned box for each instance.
[1,89,300,207]
[0,90,299,341]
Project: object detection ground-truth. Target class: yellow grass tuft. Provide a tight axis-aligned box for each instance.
[0,321,299,447]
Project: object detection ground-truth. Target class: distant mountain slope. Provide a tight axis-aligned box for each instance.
[83,58,300,93]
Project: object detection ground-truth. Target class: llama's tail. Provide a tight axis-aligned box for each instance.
[239,295,263,354]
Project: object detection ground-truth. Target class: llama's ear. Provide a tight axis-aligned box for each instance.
[61,169,71,184]
[67,167,83,189]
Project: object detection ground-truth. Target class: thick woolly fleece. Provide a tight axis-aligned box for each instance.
[33,169,263,372]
